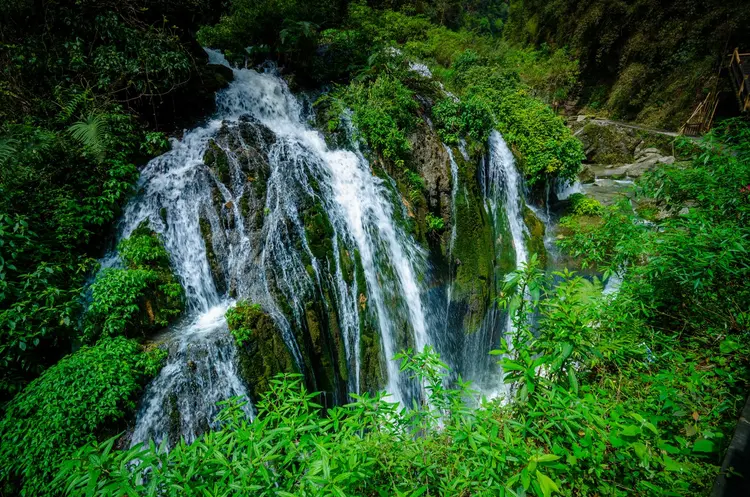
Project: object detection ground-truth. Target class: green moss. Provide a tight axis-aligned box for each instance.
[351,249,385,392]
[239,194,250,219]
[203,139,231,186]
[166,393,181,446]
[198,217,227,295]
[303,201,335,262]
[227,301,297,400]
[450,150,496,334]
[339,241,355,286]
[522,205,547,268]
[579,123,635,164]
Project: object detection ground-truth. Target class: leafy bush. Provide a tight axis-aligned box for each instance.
[342,74,419,167]
[559,118,750,337]
[567,193,603,216]
[432,95,493,145]
[0,337,165,497]
[469,84,585,184]
[57,258,748,495]
[118,224,171,269]
[83,226,183,342]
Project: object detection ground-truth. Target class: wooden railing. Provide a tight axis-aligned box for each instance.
[730,48,750,113]
[680,48,749,136]
[680,91,719,136]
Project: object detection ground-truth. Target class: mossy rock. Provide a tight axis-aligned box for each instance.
[522,205,547,268]
[303,201,335,262]
[227,301,298,400]
[203,140,231,186]
[577,122,637,164]
[351,248,385,392]
[198,216,227,295]
[449,149,496,334]
[303,301,338,393]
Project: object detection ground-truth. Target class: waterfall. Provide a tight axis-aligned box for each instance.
[472,131,530,401]
[486,131,528,267]
[445,145,460,260]
[119,52,437,445]
[555,178,583,200]
[130,304,253,446]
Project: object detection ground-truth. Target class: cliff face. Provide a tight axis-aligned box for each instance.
[197,102,530,405]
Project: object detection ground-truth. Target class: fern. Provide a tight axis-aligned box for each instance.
[0,137,17,165]
[58,91,91,123]
[67,113,108,161]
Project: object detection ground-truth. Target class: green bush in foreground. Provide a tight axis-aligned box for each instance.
[57,255,746,496]
[0,337,165,497]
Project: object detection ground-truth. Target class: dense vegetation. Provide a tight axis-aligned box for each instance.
[505,0,750,128]
[1,0,749,495]
[0,0,227,401]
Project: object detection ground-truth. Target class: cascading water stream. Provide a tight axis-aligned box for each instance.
[119,51,437,446]
[472,130,530,401]
[486,131,529,268]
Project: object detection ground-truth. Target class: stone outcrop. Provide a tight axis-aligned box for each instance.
[569,116,682,206]
[227,301,298,402]
[408,122,452,224]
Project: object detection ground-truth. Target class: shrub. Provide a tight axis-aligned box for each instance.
[83,225,183,342]
[343,75,418,166]
[0,337,165,497]
[567,193,603,216]
[118,224,171,269]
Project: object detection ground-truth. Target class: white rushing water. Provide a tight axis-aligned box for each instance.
[487,131,529,267]
[479,131,530,401]
[118,51,439,445]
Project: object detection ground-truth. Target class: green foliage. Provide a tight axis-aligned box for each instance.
[83,226,183,343]
[118,224,172,270]
[495,254,747,495]
[0,337,165,497]
[432,95,493,145]
[425,212,445,233]
[403,168,425,203]
[323,4,583,186]
[559,117,750,337]
[140,131,170,156]
[567,193,603,216]
[198,0,343,82]
[470,84,584,184]
[58,279,748,496]
[505,0,750,128]
[0,0,223,395]
[67,113,109,161]
[226,300,264,346]
[339,74,419,167]
[84,268,161,341]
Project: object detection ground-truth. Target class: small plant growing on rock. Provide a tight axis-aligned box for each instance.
[425,212,445,233]
[225,301,264,346]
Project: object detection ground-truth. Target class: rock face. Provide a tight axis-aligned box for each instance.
[203,117,362,405]
[226,301,298,402]
[569,116,679,205]
[409,122,452,224]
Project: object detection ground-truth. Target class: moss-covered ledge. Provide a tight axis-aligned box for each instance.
[226,301,298,401]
